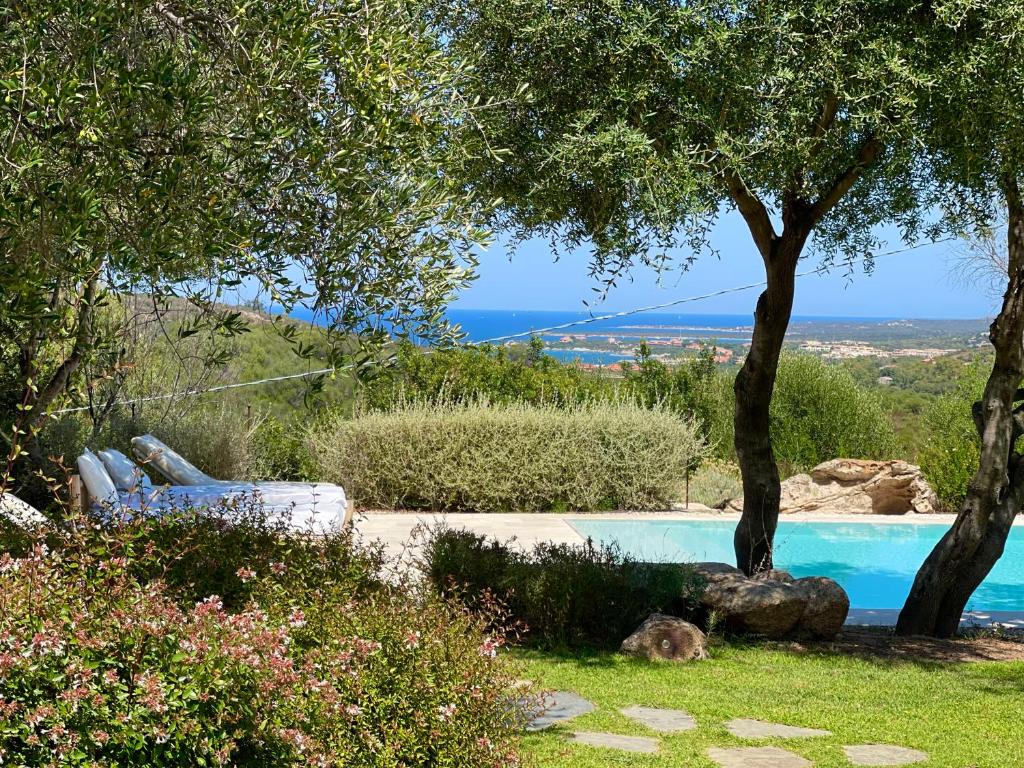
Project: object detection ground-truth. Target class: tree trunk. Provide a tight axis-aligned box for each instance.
[897,178,1024,637]
[733,235,805,575]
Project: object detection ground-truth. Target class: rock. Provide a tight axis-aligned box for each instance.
[726,458,938,515]
[619,705,697,733]
[569,731,660,753]
[725,718,831,739]
[693,562,848,639]
[842,745,929,766]
[702,574,809,637]
[708,746,812,768]
[790,576,850,638]
[522,691,595,731]
[692,561,745,582]
[620,614,709,661]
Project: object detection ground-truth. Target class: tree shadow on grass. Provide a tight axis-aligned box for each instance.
[756,625,1024,666]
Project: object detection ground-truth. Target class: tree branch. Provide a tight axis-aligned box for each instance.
[30,274,99,426]
[809,131,883,223]
[719,164,777,259]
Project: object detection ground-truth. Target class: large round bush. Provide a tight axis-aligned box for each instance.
[918,363,988,510]
[310,400,706,511]
[769,353,898,472]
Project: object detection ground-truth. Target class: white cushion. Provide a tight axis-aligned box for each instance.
[98,448,153,493]
[76,449,120,507]
[0,493,47,527]
[131,434,219,486]
[134,482,348,533]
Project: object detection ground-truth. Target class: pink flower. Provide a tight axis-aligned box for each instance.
[288,609,306,629]
[236,567,256,583]
[437,703,457,721]
[270,561,287,575]
[478,637,501,659]
[404,631,421,649]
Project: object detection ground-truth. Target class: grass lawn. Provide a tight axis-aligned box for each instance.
[517,641,1024,767]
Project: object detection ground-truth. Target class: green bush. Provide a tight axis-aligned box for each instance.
[769,354,898,473]
[360,340,611,410]
[621,344,735,457]
[311,399,706,511]
[688,458,743,507]
[422,526,704,650]
[0,510,527,767]
[919,363,989,510]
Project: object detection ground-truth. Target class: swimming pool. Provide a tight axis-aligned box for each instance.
[568,518,1024,611]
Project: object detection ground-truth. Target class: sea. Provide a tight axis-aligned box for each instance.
[287,307,945,366]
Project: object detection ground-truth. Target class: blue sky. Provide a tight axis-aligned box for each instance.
[453,211,996,319]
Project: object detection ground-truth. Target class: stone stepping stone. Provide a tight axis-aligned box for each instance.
[843,745,929,766]
[523,691,596,732]
[620,705,697,733]
[570,731,660,754]
[726,718,831,739]
[708,746,812,768]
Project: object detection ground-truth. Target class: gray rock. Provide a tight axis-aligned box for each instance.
[703,576,809,637]
[620,705,697,733]
[620,614,709,661]
[725,718,831,739]
[693,561,745,582]
[693,562,849,639]
[708,746,812,768]
[569,731,660,753]
[843,745,929,766]
[523,691,595,731]
[791,576,850,638]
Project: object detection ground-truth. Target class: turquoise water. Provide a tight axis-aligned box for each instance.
[569,519,1024,611]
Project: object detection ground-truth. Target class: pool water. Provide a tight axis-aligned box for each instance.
[568,518,1024,611]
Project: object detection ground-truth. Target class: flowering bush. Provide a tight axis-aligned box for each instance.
[0,512,527,767]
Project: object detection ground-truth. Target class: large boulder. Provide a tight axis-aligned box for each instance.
[790,576,850,638]
[692,563,848,639]
[620,614,709,661]
[727,459,937,515]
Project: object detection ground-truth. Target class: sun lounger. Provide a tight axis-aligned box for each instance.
[130,434,223,486]
[76,443,351,533]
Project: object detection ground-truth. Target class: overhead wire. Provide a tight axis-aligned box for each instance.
[43,238,954,416]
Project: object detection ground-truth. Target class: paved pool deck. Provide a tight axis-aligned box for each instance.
[353,509,1024,630]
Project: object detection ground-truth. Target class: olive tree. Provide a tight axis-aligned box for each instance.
[898,1,1024,637]
[0,0,487,483]
[428,0,932,573]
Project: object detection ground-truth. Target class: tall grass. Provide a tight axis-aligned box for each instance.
[310,399,706,512]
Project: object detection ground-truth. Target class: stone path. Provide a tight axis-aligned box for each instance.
[843,745,929,766]
[570,731,660,753]
[725,718,832,739]
[523,692,930,766]
[620,705,697,733]
[523,691,595,732]
[708,746,813,768]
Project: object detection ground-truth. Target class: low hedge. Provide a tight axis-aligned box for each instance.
[310,400,706,512]
[422,526,705,651]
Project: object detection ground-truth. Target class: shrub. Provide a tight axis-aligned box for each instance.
[621,343,735,456]
[311,399,706,512]
[769,354,898,472]
[919,363,989,510]
[360,340,611,411]
[422,526,705,650]
[688,459,743,507]
[0,512,526,767]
